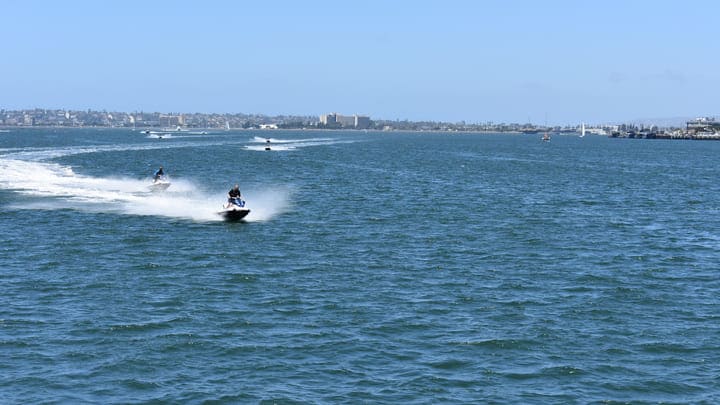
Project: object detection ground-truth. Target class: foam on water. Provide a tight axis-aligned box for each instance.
[0,138,244,162]
[3,143,174,161]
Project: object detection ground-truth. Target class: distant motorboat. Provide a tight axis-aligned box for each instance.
[146,131,171,139]
[542,132,551,142]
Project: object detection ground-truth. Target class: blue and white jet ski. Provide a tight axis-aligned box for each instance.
[218,198,250,221]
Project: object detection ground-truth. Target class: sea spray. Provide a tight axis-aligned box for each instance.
[242,186,293,222]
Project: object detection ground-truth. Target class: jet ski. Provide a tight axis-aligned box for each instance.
[218,198,250,221]
[149,176,171,191]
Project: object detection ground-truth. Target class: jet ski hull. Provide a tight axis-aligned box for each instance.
[149,182,171,191]
[219,207,250,221]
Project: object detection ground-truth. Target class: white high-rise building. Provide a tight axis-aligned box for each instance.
[320,112,370,128]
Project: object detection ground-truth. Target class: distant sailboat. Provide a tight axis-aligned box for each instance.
[580,122,586,138]
[541,113,550,142]
[226,121,231,131]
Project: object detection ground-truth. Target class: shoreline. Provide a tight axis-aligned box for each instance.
[0,125,529,135]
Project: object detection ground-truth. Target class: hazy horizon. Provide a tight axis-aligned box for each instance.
[2,0,719,125]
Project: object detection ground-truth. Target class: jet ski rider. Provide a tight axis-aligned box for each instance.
[153,166,165,182]
[228,184,244,207]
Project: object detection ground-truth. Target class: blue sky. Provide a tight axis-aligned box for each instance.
[2,0,719,124]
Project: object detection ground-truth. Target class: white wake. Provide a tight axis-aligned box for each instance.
[0,157,290,222]
[245,136,354,151]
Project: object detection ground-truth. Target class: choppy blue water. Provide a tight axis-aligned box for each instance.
[1,128,719,403]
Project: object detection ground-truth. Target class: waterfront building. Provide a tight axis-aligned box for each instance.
[354,115,370,129]
[337,115,355,127]
[320,113,337,125]
[320,112,370,128]
[160,114,183,127]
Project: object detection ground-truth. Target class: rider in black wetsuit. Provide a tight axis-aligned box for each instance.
[153,166,165,182]
[227,184,243,206]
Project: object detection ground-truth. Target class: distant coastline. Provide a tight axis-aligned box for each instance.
[0,107,596,133]
[4,108,720,140]
[0,125,527,135]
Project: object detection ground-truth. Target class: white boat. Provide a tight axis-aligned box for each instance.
[580,122,586,138]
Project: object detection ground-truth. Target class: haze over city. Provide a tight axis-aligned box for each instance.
[2,0,719,125]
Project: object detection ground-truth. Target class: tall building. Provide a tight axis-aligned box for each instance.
[354,115,370,129]
[320,112,370,128]
[337,115,355,127]
[160,114,182,127]
[320,113,337,125]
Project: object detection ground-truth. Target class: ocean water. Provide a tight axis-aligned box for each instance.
[1,128,719,403]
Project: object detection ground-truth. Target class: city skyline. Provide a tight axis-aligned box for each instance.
[6,107,707,133]
[2,1,720,125]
